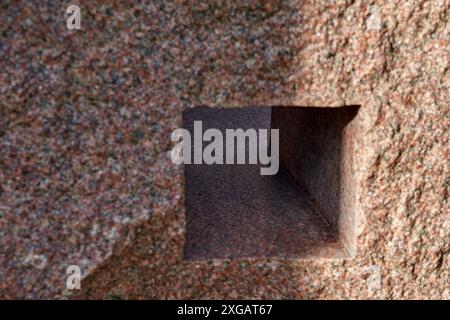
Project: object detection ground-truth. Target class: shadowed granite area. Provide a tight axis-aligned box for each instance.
[183,106,360,260]
[272,106,360,256]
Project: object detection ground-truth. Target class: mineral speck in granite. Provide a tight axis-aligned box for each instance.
[0,1,449,299]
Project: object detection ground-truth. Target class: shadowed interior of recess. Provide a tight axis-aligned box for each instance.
[183,106,360,260]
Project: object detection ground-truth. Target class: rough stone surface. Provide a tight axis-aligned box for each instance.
[0,1,448,299]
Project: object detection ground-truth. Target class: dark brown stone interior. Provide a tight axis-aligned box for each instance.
[271,106,360,256]
[183,106,360,260]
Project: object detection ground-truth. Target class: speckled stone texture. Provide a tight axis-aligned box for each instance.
[0,1,448,299]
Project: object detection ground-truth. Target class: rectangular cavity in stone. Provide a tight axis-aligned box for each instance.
[183,105,360,260]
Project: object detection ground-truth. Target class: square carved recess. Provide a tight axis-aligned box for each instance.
[183,106,360,260]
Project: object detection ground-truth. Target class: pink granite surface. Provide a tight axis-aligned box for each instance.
[0,1,448,299]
